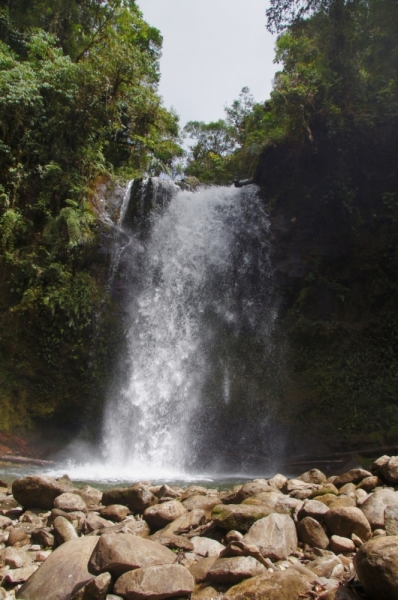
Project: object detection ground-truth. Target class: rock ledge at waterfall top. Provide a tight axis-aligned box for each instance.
[1,457,398,599]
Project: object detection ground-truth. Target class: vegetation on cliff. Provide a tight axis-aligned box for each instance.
[0,0,182,432]
[185,0,398,451]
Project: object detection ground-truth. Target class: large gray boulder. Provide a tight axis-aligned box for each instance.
[223,569,311,600]
[88,533,176,577]
[243,513,298,560]
[102,485,157,514]
[360,489,398,529]
[354,535,398,599]
[16,537,99,600]
[12,476,71,510]
[206,556,266,583]
[113,564,194,600]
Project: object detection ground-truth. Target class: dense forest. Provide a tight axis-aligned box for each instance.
[1,0,398,456]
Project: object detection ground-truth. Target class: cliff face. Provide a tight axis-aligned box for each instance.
[256,139,398,457]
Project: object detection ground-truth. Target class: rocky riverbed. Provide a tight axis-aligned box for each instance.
[1,455,398,600]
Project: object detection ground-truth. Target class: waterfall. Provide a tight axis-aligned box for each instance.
[99,179,283,479]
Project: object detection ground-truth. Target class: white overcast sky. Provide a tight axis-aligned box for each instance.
[137,0,277,127]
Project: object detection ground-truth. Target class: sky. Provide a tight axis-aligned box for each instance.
[137,0,277,127]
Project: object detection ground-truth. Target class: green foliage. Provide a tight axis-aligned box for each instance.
[0,1,182,431]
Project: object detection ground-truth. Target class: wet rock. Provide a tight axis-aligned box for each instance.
[325,507,371,540]
[143,500,187,529]
[113,563,195,600]
[206,556,266,583]
[354,535,398,600]
[102,485,157,515]
[54,493,87,513]
[70,572,112,600]
[53,515,79,545]
[88,532,177,577]
[189,557,218,583]
[16,536,99,600]
[212,504,271,532]
[99,505,130,523]
[360,489,398,529]
[333,469,372,488]
[298,499,329,522]
[190,536,224,558]
[297,469,327,485]
[329,535,355,553]
[385,505,398,536]
[296,516,329,549]
[224,569,311,600]
[12,476,70,510]
[243,513,297,561]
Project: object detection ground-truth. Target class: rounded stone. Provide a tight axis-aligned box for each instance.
[354,535,398,599]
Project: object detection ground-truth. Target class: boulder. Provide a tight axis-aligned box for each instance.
[16,536,99,600]
[296,516,329,549]
[76,485,102,507]
[370,455,390,476]
[191,536,224,557]
[96,519,150,539]
[224,569,311,600]
[191,584,219,600]
[84,514,114,534]
[189,557,218,583]
[357,476,381,492]
[328,497,356,510]
[360,489,398,529]
[113,563,195,600]
[4,565,38,584]
[70,572,112,600]
[235,482,276,502]
[152,508,205,537]
[298,500,329,522]
[206,556,266,583]
[313,494,341,507]
[54,493,87,513]
[99,505,130,523]
[380,456,398,485]
[7,526,31,547]
[243,513,298,561]
[267,474,287,490]
[212,504,272,532]
[385,505,398,536]
[354,535,398,600]
[311,484,339,498]
[12,476,70,510]
[333,469,371,488]
[53,515,79,545]
[325,507,371,540]
[88,532,177,577]
[102,485,157,514]
[182,495,220,517]
[225,530,244,544]
[329,535,355,553]
[143,500,187,529]
[282,479,317,495]
[297,469,327,485]
[180,486,209,500]
[148,533,194,552]
[0,547,31,568]
[307,555,342,578]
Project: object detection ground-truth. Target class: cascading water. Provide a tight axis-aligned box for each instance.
[97,179,284,480]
